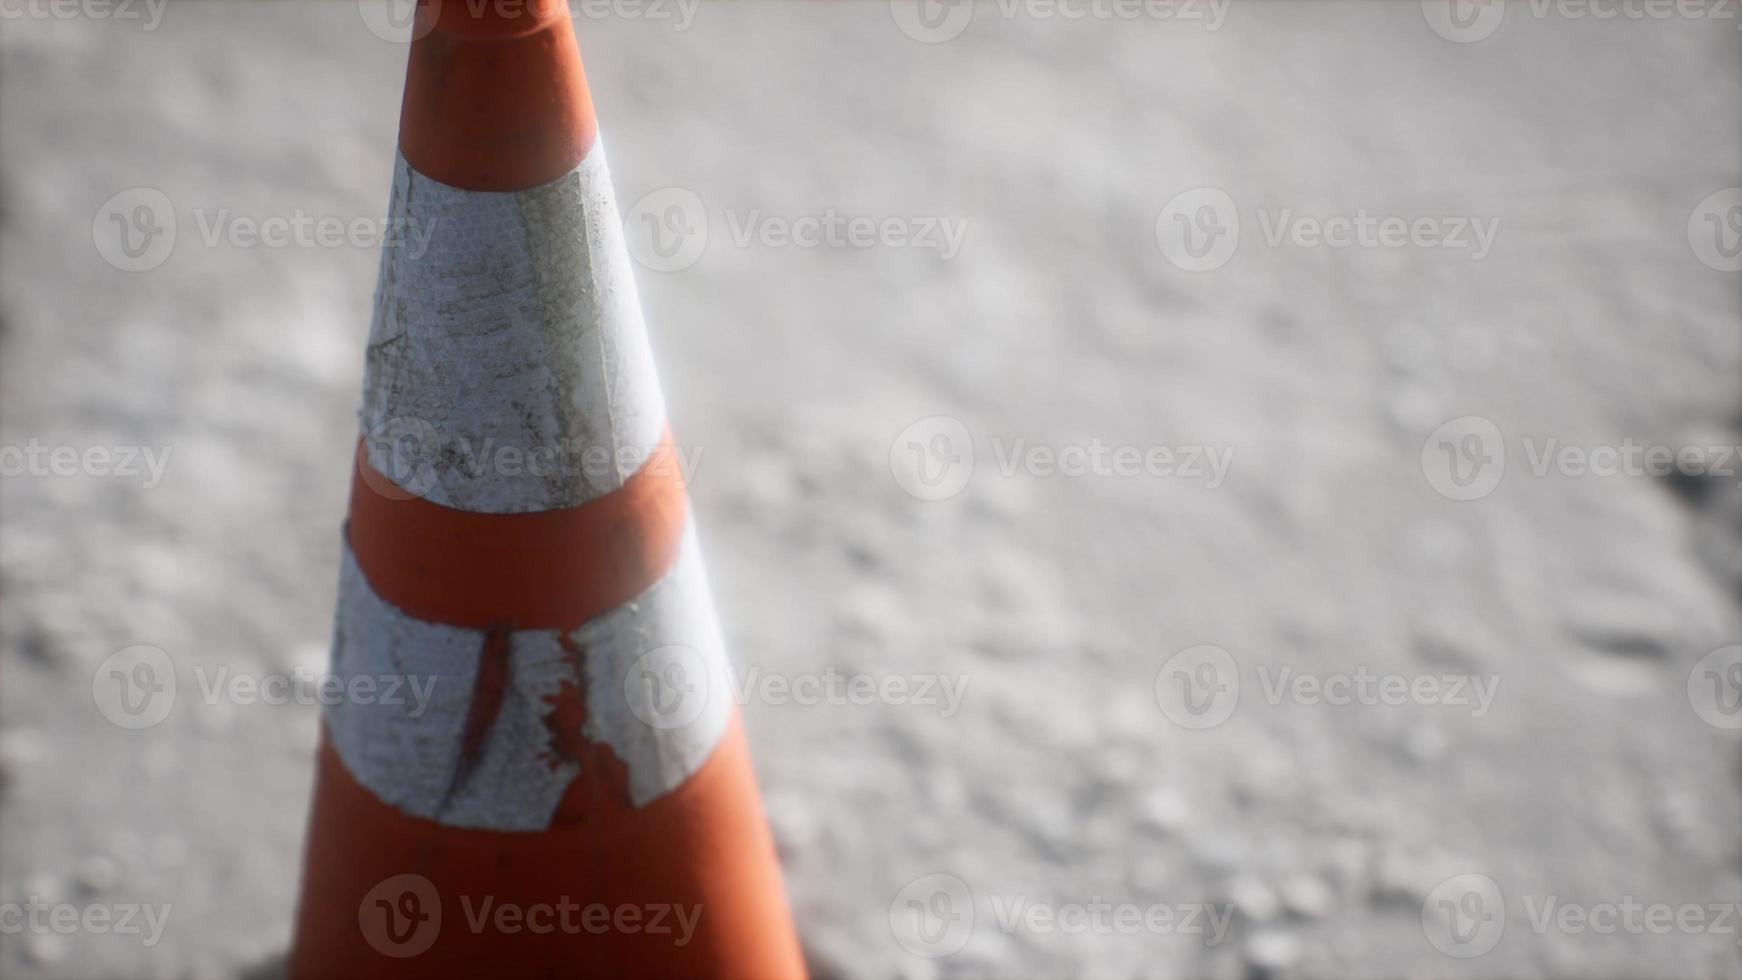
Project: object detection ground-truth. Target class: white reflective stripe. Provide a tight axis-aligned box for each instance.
[361,142,667,514]
[324,523,732,831]
[579,522,734,808]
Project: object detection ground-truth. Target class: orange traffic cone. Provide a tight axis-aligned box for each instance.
[286,1,804,975]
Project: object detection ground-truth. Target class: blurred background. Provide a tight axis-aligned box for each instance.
[1,1,1739,977]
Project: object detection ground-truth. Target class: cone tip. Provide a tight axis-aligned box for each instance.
[399,0,597,191]
[415,0,571,39]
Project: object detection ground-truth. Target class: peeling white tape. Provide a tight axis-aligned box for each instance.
[361,142,667,514]
[579,522,734,808]
[324,522,731,831]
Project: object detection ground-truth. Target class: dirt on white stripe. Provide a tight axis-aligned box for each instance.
[363,146,667,514]
[325,523,731,831]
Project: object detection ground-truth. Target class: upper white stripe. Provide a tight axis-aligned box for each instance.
[361,142,667,514]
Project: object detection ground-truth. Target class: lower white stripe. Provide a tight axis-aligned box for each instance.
[324,522,732,831]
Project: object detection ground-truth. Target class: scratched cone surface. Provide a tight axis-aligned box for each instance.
[286,2,804,976]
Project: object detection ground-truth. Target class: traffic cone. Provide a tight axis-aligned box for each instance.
[286,1,804,975]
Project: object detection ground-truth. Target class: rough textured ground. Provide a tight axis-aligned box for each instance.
[1,2,1739,977]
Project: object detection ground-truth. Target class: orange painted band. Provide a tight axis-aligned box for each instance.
[346,431,689,632]
[288,715,807,978]
[400,0,597,191]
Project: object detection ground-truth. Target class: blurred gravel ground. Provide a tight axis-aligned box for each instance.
[1,2,1739,977]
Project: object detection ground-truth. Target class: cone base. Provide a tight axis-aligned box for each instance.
[287,713,804,979]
